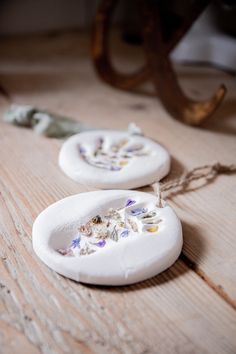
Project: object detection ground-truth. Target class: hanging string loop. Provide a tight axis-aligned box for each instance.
[153,162,236,207]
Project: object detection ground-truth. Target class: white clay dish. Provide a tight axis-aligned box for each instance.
[32,190,183,285]
[59,130,171,189]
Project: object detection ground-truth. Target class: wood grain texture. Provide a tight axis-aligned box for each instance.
[0,32,236,353]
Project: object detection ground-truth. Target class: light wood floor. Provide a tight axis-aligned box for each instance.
[0,31,236,354]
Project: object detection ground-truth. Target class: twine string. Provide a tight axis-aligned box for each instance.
[153,163,236,207]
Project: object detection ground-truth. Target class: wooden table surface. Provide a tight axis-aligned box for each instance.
[0,32,236,354]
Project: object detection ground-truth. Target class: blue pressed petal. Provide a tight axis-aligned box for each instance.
[71,236,81,248]
[120,229,129,237]
[130,208,148,216]
[124,144,143,153]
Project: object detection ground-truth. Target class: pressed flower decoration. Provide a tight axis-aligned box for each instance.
[57,198,163,257]
[71,237,81,248]
[78,137,150,171]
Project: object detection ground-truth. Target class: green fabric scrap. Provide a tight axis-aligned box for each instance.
[3,104,95,138]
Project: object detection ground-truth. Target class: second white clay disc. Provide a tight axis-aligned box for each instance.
[59,130,170,189]
[32,190,182,286]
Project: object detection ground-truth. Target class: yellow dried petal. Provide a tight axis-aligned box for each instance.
[146,226,158,233]
[119,160,128,166]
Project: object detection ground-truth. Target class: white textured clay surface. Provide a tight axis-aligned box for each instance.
[58,130,170,189]
[32,190,183,285]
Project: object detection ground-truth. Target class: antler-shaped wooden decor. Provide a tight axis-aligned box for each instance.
[92,0,226,125]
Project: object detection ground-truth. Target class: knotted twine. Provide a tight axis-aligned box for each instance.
[153,163,236,208]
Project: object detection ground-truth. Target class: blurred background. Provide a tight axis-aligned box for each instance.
[0,0,235,72]
[0,0,235,130]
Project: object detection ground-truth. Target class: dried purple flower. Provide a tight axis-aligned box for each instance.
[110,165,121,171]
[79,145,86,155]
[125,199,136,207]
[130,207,148,216]
[94,240,106,247]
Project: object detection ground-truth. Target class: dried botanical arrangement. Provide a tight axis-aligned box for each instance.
[79,137,150,171]
[57,198,162,257]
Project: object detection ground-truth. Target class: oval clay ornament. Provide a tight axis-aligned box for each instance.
[32,190,182,285]
[58,130,170,189]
